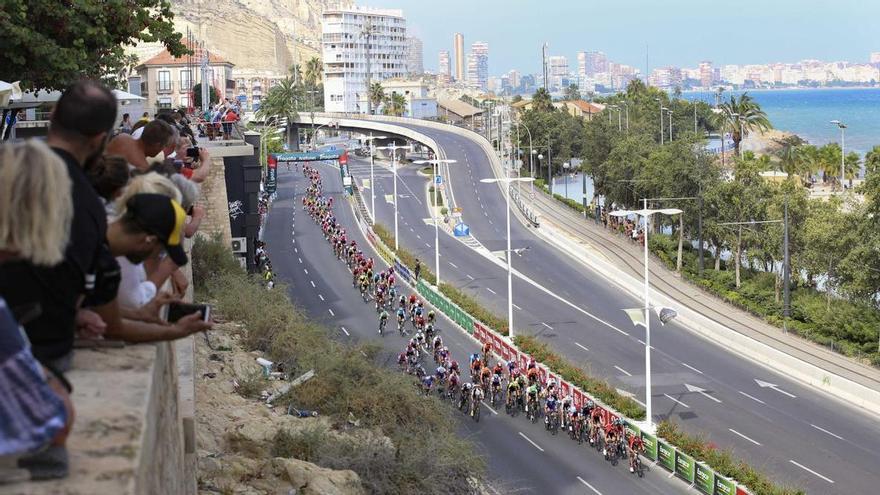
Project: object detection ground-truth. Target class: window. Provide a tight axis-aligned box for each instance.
[158,70,171,91]
[180,70,192,90]
[158,97,172,109]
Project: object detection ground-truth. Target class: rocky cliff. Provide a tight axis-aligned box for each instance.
[138,1,353,73]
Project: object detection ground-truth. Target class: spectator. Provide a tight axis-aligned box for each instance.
[137,111,150,124]
[86,155,131,211]
[222,108,238,140]
[118,113,133,135]
[168,135,211,183]
[0,80,119,373]
[106,119,177,171]
[172,111,197,145]
[2,110,24,141]
[0,139,76,481]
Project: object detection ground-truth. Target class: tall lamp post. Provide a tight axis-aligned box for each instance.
[667,109,673,141]
[621,101,629,132]
[480,175,535,338]
[611,202,683,430]
[375,142,414,251]
[830,120,847,188]
[362,133,387,222]
[414,159,457,286]
[656,98,665,145]
[562,162,571,199]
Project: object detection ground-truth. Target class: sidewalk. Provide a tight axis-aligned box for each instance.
[525,187,880,410]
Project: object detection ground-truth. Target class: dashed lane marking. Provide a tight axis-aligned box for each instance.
[810,424,844,440]
[682,363,704,374]
[789,460,834,483]
[729,428,762,446]
[328,308,335,316]
[575,342,589,352]
[486,287,497,295]
[303,268,309,275]
[318,294,324,301]
[614,365,632,377]
[310,280,316,288]
[576,476,602,495]
[341,326,350,336]
[298,257,303,263]
[512,303,522,310]
[738,390,766,405]
[663,394,690,408]
[517,432,544,452]
[481,401,499,415]
[449,262,459,269]
[541,322,553,330]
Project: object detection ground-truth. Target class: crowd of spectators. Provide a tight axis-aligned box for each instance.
[0,80,214,483]
[197,99,241,141]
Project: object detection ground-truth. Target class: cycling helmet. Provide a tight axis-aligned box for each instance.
[586,400,595,408]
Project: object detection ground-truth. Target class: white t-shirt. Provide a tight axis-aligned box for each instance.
[116,257,156,310]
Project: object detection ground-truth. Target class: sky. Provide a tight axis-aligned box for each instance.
[364,0,880,75]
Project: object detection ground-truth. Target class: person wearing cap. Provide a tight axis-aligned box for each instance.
[89,193,212,343]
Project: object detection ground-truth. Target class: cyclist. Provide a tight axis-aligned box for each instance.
[492,362,504,379]
[421,375,435,396]
[561,394,574,429]
[435,365,447,391]
[470,356,482,381]
[460,381,473,411]
[490,373,502,401]
[506,377,521,409]
[481,342,492,363]
[378,309,388,334]
[397,351,407,371]
[399,295,407,310]
[589,402,604,445]
[426,309,435,326]
[471,384,485,417]
[544,394,559,428]
[545,378,558,399]
[603,418,622,457]
[525,382,540,414]
[526,366,539,385]
[448,359,460,375]
[569,406,582,439]
[628,431,645,473]
[447,370,460,399]
[424,321,435,341]
[414,330,426,352]
[507,360,518,380]
[396,307,406,330]
[526,357,537,372]
[479,364,492,391]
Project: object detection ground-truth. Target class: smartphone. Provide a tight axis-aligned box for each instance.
[161,302,211,323]
[186,147,201,159]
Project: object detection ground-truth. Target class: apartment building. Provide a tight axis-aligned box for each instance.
[134,41,234,112]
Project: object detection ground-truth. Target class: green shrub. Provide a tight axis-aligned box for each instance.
[439,283,507,335]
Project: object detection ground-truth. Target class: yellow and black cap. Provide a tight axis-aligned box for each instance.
[126,193,188,266]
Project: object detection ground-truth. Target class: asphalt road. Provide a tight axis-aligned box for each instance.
[341,123,880,495]
[263,164,686,494]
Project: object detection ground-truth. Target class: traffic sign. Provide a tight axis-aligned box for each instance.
[435,175,442,184]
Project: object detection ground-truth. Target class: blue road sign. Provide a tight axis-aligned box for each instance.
[435,175,442,185]
[453,222,470,237]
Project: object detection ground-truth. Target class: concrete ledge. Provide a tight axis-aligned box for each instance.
[3,342,187,495]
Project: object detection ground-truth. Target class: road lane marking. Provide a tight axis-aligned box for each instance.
[576,477,602,495]
[328,308,335,316]
[517,432,544,452]
[303,268,309,275]
[416,234,421,239]
[512,303,522,310]
[789,460,834,483]
[298,257,303,263]
[729,428,761,446]
[318,294,324,301]
[425,243,431,248]
[614,365,632,377]
[486,287,497,295]
[755,379,797,398]
[810,424,844,440]
[294,247,298,253]
[738,390,766,404]
[310,280,316,288]
[681,362,704,374]
[341,326,350,336]
[481,401,498,415]
[685,383,722,403]
[575,342,589,352]
[663,394,690,408]
[449,262,459,269]
[540,322,553,330]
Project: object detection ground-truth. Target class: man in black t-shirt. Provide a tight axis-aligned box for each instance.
[0,81,118,371]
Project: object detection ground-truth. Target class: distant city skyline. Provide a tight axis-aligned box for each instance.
[364,0,880,75]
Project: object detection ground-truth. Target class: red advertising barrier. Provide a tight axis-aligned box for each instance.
[560,380,571,398]
[573,389,584,409]
[492,334,504,359]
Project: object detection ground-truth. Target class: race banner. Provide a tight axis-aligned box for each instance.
[657,439,676,472]
[560,380,571,398]
[492,334,504,358]
[572,389,583,409]
[695,462,715,495]
[394,259,412,284]
[714,476,736,495]
[641,431,658,461]
[675,451,696,484]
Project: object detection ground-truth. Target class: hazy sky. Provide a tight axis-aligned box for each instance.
[364,0,879,75]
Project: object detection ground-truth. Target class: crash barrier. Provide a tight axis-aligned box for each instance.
[509,186,540,227]
[341,125,753,495]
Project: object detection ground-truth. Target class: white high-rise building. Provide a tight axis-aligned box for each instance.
[548,55,568,91]
[322,6,407,113]
[467,41,489,91]
[438,50,451,83]
[405,36,423,75]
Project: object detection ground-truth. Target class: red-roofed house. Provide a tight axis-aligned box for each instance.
[563,100,605,121]
[134,40,235,112]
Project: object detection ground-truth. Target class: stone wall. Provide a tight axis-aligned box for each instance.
[198,156,233,245]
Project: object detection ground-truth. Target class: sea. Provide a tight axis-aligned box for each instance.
[681,87,880,156]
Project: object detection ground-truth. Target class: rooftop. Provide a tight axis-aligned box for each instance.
[136,40,233,69]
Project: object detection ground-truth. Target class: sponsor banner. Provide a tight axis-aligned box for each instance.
[657,439,675,471]
[560,380,571,398]
[572,389,583,409]
[675,450,696,484]
[713,477,735,495]
[538,365,549,385]
[641,432,658,461]
[695,463,715,495]
[492,334,504,358]
[394,260,412,283]
[519,353,530,372]
[624,421,640,442]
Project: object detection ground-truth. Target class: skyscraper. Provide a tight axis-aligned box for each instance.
[438,50,451,83]
[548,55,568,91]
[322,6,407,113]
[585,51,608,76]
[467,41,489,91]
[453,33,465,81]
[699,61,713,87]
[405,36,424,75]
[577,51,588,81]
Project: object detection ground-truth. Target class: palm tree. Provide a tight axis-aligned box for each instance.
[383,92,407,117]
[717,93,772,155]
[865,145,880,175]
[531,87,553,112]
[304,57,322,88]
[256,76,301,147]
[369,82,385,115]
[844,151,861,186]
[290,64,303,85]
[796,145,823,180]
[773,134,805,176]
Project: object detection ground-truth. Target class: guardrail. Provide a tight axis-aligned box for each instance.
[509,186,540,227]
[346,166,753,495]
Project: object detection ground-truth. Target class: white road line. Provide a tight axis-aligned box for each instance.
[729,428,761,446]
[575,342,589,352]
[410,227,415,232]
[517,432,544,452]
[294,247,298,253]
[449,261,459,269]
[738,390,766,405]
[328,308,335,316]
[540,322,553,330]
[466,274,474,280]
[416,234,422,239]
[481,401,498,415]
[318,294,325,301]
[303,268,309,275]
[298,257,303,263]
[512,303,522,310]
[341,326,350,336]
[789,460,835,484]
[614,365,632,377]
[663,394,690,408]
[310,280,316,288]
[810,424,844,440]
[486,287,497,295]
[576,476,602,495]
[425,243,431,248]
[681,362,704,374]
[292,239,295,244]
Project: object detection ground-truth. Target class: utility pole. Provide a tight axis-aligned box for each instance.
[542,43,549,91]
[783,196,790,333]
[361,18,375,115]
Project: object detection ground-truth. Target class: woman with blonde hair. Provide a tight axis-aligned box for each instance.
[0,140,73,481]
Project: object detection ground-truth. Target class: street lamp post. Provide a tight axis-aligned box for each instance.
[375,142,415,251]
[414,159,457,287]
[481,174,535,339]
[563,162,570,199]
[656,98,665,145]
[611,202,683,430]
[622,101,629,132]
[831,120,847,188]
[362,133,387,222]
[668,109,673,142]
